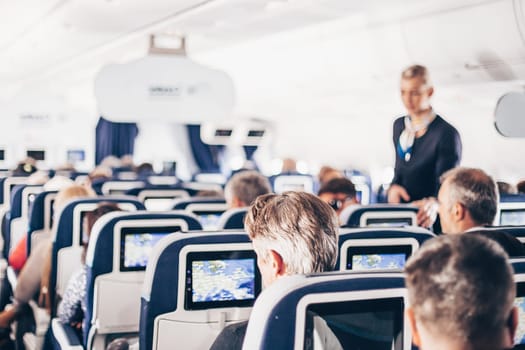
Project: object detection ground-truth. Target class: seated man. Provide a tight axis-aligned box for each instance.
[437,167,498,234]
[415,167,498,233]
[404,234,517,350]
[224,170,272,208]
[210,192,340,350]
[317,178,358,217]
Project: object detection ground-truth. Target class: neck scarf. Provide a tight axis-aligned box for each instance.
[397,110,436,162]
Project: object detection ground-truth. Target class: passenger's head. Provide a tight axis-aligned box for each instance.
[318,166,344,186]
[469,230,525,258]
[224,170,272,208]
[245,192,339,287]
[400,64,433,117]
[517,180,525,194]
[318,178,357,216]
[54,184,96,217]
[281,158,297,173]
[405,234,517,350]
[437,167,498,234]
[497,181,517,195]
[82,202,122,262]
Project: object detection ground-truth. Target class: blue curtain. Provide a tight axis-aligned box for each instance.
[187,125,224,173]
[95,117,139,165]
[243,146,258,161]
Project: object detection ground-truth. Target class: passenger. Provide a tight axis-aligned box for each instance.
[388,64,462,204]
[224,170,272,208]
[436,167,498,234]
[517,180,525,194]
[317,166,344,187]
[210,192,341,350]
[404,234,517,350]
[58,203,121,335]
[317,178,358,217]
[0,184,96,328]
[12,158,38,176]
[281,158,298,174]
[497,181,517,195]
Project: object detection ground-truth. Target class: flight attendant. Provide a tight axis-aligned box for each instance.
[388,65,462,204]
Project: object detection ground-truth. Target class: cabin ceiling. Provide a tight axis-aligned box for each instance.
[0,0,500,94]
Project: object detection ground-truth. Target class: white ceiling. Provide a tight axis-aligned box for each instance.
[0,0,498,95]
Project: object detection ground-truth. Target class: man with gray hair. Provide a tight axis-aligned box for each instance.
[210,192,340,350]
[224,170,272,208]
[404,234,517,350]
[436,167,498,234]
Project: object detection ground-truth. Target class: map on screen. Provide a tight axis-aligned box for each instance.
[124,233,169,268]
[515,297,525,344]
[351,254,406,271]
[191,258,255,302]
[501,210,525,226]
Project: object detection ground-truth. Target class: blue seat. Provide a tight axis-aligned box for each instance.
[27,190,58,256]
[243,271,410,349]
[172,197,228,230]
[337,227,435,270]
[340,204,419,228]
[5,184,43,256]
[140,231,254,350]
[75,211,202,349]
[217,207,248,230]
[50,197,146,315]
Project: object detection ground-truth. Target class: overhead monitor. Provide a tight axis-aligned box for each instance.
[120,226,182,271]
[514,281,525,348]
[26,150,45,161]
[67,149,86,163]
[162,161,177,175]
[184,250,261,310]
[500,209,525,226]
[0,149,5,161]
[303,296,405,350]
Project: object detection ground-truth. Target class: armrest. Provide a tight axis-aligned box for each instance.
[51,318,84,350]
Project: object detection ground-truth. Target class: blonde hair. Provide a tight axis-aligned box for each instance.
[54,184,96,212]
[245,192,339,274]
[401,64,431,86]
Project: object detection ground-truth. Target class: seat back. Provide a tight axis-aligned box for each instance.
[273,174,315,194]
[243,272,410,350]
[337,227,435,270]
[7,185,43,255]
[340,204,419,228]
[27,190,58,256]
[137,188,191,211]
[51,197,145,313]
[173,197,228,230]
[511,259,525,347]
[101,180,146,195]
[496,195,525,226]
[217,207,248,230]
[140,231,257,350]
[85,212,202,349]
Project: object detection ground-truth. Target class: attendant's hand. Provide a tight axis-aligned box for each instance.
[387,184,410,203]
[412,197,438,228]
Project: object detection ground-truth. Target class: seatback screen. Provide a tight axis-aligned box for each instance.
[365,217,413,227]
[500,209,525,226]
[192,210,224,231]
[514,282,525,347]
[185,250,261,310]
[304,297,404,350]
[120,226,181,271]
[346,245,412,271]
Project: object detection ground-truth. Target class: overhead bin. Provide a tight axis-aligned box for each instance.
[95,54,235,123]
[402,0,525,83]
